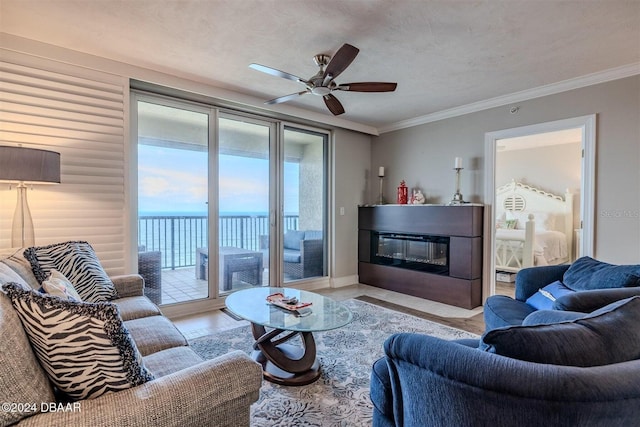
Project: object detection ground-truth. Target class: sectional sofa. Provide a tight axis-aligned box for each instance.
[0,245,263,427]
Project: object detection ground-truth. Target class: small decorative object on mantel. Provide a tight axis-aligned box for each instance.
[410,189,426,204]
[377,166,385,205]
[397,180,408,204]
[449,156,465,205]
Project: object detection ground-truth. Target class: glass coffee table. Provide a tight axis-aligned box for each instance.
[225,287,352,386]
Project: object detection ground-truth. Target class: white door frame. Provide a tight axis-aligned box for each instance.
[483,115,596,299]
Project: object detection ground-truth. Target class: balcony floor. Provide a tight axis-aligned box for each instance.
[157,266,270,305]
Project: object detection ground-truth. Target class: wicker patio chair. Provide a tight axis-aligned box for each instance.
[138,247,162,304]
[261,231,324,280]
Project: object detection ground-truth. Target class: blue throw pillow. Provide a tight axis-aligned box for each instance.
[480,296,640,367]
[563,257,640,291]
[525,280,575,310]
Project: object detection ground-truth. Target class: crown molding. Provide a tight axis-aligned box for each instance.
[378,62,640,134]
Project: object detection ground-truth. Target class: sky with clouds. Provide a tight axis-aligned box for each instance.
[138,144,298,215]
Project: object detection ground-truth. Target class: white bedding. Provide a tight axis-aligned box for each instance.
[495,229,568,263]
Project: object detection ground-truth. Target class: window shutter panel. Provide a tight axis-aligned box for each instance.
[0,51,127,275]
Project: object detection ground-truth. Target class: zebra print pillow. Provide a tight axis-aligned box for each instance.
[2,282,154,401]
[24,241,118,302]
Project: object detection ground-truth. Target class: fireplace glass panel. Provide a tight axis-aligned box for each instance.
[372,232,449,275]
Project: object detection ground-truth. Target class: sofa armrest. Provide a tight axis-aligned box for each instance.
[19,351,263,427]
[111,274,144,298]
[515,264,571,301]
[553,287,640,312]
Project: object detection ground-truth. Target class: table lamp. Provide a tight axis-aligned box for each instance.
[0,146,61,247]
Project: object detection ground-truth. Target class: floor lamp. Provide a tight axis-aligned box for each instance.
[0,146,61,248]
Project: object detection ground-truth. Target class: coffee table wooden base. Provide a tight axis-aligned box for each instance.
[251,324,321,386]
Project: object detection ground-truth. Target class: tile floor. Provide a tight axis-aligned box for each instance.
[173,281,516,340]
[157,267,259,305]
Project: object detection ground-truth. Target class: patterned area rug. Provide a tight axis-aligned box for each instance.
[189,299,478,427]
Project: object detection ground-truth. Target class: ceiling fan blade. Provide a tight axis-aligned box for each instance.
[323,44,359,81]
[249,63,308,84]
[323,94,345,116]
[265,90,310,105]
[337,82,398,92]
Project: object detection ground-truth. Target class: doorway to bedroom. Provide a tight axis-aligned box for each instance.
[484,115,596,297]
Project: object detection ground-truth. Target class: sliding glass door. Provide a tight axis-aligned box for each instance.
[217,115,273,294]
[133,92,329,308]
[135,98,211,305]
[282,127,327,283]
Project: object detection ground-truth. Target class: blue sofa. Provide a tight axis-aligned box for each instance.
[371,296,640,427]
[484,257,640,330]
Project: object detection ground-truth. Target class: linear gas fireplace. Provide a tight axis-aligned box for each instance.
[372,232,449,275]
[358,205,484,309]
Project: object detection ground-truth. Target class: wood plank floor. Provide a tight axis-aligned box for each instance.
[173,281,515,339]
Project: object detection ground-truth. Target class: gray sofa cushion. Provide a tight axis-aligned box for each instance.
[2,283,154,401]
[0,248,40,289]
[0,291,55,426]
[563,256,640,291]
[0,260,30,289]
[481,296,640,367]
[125,315,188,356]
[115,296,162,321]
[143,346,205,378]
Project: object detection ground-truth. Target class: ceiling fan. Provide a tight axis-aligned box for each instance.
[249,43,397,116]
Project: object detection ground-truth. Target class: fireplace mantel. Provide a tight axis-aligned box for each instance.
[358,205,484,309]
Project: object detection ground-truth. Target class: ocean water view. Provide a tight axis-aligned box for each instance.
[138,211,299,269]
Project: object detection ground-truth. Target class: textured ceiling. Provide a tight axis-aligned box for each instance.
[2,0,639,132]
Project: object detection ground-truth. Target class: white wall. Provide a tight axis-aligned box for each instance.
[496,142,582,226]
[496,142,582,196]
[373,76,640,263]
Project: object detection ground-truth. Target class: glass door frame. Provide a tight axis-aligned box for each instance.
[280,123,330,285]
[217,111,278,292]
[131,91,217,316]
[130,91,332,317]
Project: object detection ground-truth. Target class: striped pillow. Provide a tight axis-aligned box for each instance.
[2,282,154,401]
[24,241,117,302]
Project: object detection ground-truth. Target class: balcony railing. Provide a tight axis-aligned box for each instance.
[138,214,299,270]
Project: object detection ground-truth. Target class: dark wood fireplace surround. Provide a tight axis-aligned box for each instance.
[358,205,483,309]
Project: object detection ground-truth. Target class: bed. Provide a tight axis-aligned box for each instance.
[495,180,573,273]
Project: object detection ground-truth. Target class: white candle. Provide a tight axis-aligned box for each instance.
[454,157,463,169]
[378,166,385,177]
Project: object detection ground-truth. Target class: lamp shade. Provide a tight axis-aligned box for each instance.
[0,146,61,184]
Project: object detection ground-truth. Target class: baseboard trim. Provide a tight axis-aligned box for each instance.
[355,295,484,335]
[330,275,359,288]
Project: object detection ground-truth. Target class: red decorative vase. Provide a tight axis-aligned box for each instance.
[397,180,408,204]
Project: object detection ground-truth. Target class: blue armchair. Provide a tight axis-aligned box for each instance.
[484,257,640,330]
[371,296,640,427]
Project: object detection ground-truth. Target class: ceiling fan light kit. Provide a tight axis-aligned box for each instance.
[250,43,397,116]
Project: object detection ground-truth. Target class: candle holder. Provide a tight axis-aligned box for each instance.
[449,167,465,205]
[378,176,385,205]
